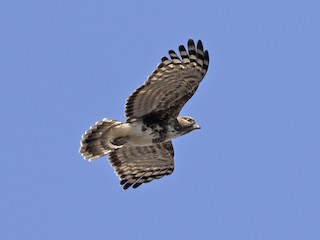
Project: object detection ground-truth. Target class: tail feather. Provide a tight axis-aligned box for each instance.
[79,118,122,161]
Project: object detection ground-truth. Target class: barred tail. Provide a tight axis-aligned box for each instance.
[79,118,122,161]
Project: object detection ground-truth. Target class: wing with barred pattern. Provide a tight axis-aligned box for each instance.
[108,141,174,189]
[125,39,209,121]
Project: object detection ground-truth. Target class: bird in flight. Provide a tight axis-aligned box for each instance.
[80,39,209,189]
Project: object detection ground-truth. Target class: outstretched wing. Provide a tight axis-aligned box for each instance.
[108,142,174,189]
[125,39,209,121]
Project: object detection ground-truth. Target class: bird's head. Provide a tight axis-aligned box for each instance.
[177,116,201,134]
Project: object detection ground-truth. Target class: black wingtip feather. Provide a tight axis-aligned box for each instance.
[121,179,135,190]
[188,39,195,47]
[203,50,209,71]
[132,182,142,189]
[187,39,197,62]
[204,50,209,62]
[179,45,186,52]
[123,183,133,190]
[197,40,203,52]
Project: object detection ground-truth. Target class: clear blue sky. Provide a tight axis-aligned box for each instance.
[1,0,319,239]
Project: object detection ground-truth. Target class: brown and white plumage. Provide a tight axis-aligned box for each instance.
[126,39,209,120]
[109,142,174,189]
[79,39,209,189]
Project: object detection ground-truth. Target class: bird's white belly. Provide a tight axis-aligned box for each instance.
[112,122,156,146]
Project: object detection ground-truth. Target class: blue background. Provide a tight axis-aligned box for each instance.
[1,0,319,239]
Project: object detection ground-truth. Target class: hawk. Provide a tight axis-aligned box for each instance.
[80,39,209,189]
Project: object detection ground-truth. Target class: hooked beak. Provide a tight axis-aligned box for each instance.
[194,124,201,130]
